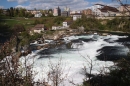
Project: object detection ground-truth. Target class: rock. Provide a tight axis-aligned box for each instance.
[102,33,108,36]
[54,35,59,40]
[37,46,42,50]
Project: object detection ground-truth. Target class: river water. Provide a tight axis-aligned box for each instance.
[19,33,130,86]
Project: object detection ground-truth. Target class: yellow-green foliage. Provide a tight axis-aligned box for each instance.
[70,16,105,30]
[106,17,130,32]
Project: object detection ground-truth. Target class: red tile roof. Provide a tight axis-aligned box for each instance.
[71,13,82,15]
[32,24,44,30]
[35,24,44,28]
[98,6,119,12]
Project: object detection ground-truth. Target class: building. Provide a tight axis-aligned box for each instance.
[53,6,61,16]
[91,4,104,16]
[91,4,119,17]
[63,19,72,27]
[64,6,70,16]
[98,6,119,17]
[61,6,70,17]
[82,9,93,15]
[26,10,40,15]
[52,26,58,30]
[71,13,82,21]
[118,4,130,12]
[34,12,42,17]
[118,4,130,16]
[62,21,71,27]
[63,22,68,27]
[70,10,81,14]
[61,11,69,17]
[51,26,63,30]
[30,24,44,35]
[26,10,43,17]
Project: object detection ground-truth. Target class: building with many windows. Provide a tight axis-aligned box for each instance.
[53,6,61,16]
[91,4,104,16]
[61,6,70,17]
[82,9,93,15]
[97,6,119,17]
[118,4,130,16]
[71,13,82,21]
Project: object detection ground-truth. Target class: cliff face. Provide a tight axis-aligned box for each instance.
[44,30,66,40]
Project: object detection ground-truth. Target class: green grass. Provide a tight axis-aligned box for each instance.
[0,17,35,29]
[0,16,71,30]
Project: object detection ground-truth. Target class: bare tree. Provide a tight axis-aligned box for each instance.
[113,0,130,17]
[0,36,29,86]
[47,58,70,86]
[0,54,36,86]
[78,52,95,81]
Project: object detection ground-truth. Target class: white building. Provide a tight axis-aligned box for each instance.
[71,13,82,21]
[70,10,81,14]
[35,13,42,17]
[91,4,104,16]
[63,22,68,27]
[52,26,57,30]
[26,10,40,15]
[97,6,119,17]
[30,24,44,35]
[52,26,67,30]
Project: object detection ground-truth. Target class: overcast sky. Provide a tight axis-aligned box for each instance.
[0,0,130,10]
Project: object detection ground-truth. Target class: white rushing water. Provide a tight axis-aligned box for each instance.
[19,34,128,86]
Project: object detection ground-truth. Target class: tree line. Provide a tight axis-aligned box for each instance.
[0,7,34,18]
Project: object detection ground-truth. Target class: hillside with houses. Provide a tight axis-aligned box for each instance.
[1,4,130,18]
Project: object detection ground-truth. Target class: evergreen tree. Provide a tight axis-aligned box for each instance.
[0,8,3,15]
[10,7,14,17]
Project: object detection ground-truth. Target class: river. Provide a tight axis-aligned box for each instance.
[19,33,130,86]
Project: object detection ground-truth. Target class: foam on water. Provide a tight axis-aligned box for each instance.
[19,34,128,86]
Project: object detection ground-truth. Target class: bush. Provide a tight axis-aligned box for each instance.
[105,17,130,32]
[12,24,25,33]
[70,17,103,30]
[108,58,130,86]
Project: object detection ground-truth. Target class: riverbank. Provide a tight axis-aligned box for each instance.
[89,29,130,35]
[20,28,85,56]
[19,28,130,57]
